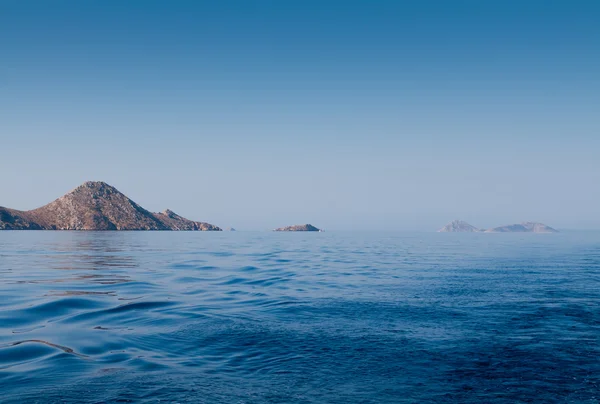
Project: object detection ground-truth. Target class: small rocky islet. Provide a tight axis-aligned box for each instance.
[273,224,321,232]
[438,220,558,233]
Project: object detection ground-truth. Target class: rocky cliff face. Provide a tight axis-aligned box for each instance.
[485,222,558,233]
[438,220,481,232]
[0,181,221,231]
[274,224,320,232]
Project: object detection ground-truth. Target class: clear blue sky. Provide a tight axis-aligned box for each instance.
[1,0,599,230]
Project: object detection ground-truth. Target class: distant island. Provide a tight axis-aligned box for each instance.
[438,220,481,233]
[0,181,221,231]
[484,222,558,233]
[274,224,321,232]
[438,220,558,233]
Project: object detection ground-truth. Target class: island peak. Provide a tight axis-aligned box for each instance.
[74,180,116,192]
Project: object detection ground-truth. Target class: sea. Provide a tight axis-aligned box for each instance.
[0,231,599,403]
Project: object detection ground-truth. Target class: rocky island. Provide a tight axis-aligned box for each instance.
[274,224,321,232]
[0,181,221,231]
[438,220,558,233]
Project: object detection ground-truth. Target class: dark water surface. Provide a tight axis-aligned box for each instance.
[1,231,599,403]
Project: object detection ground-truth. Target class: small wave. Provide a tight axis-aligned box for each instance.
[5,339,88,358]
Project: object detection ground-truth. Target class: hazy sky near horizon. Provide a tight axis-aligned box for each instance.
[2,0,599,230]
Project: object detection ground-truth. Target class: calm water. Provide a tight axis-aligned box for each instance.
[1,231,599,403]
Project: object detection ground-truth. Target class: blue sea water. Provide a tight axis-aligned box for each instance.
[0,231,599,403]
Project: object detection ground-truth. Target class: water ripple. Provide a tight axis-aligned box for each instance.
[0,231,599,403]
